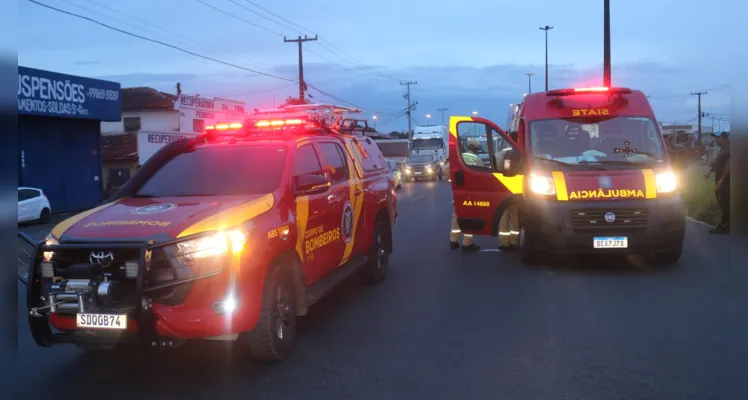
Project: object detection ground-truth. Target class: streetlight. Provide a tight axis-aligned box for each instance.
[471,111,478,134]
[472,111,478,116]
[372,115,377,129]
[539,25,554,92]
[437,108,448,126]
[426,113,431,126]
[525,72,535,93]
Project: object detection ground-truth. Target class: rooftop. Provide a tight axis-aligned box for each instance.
[102,132,138,161]
[122,87,177,111]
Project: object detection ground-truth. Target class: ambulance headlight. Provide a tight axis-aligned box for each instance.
[529,171,556,195]
[176,229,247,261]
[656,171,677,193]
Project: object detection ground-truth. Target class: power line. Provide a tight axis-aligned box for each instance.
[237,0,402,83]
[28,0,297,82]
[231,0,400,83]
[28,0,391,114]
[207,0,384,82]
[195,0,284,37]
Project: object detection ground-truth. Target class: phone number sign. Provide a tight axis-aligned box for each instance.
[18,66,122,121]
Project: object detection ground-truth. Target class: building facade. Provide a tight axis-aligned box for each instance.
[100,89,248,187]
[18,66,121,213]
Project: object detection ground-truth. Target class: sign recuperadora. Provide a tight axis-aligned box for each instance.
[18,66,122,121]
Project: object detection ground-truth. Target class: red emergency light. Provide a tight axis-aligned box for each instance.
[254,118,306,128]
[205,122,244,131]
[546,87,632,96]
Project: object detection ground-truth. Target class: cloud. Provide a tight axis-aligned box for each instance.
[96,61,730,131]
[73,60,102,66]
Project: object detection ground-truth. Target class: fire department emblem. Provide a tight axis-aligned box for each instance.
[131,203,177,215]
[342,201,354,243]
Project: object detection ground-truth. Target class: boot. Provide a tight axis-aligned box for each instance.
[450,241,460,250]
[709,223,730,234]
[462,244,481,252]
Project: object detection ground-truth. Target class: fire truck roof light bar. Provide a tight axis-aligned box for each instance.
[546,87,632,96]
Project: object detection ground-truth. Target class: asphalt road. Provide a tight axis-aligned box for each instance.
[13,182,745,399]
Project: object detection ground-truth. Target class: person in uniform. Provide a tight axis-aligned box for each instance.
[702,130,730,234]
[451,140,483,251]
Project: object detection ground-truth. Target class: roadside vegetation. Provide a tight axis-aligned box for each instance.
[679,165,720,226]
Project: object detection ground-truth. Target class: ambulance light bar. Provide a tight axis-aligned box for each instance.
[546,87,632,96]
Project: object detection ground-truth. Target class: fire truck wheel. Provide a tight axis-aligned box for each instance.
[361,217,389,284]
[246,263,297,362]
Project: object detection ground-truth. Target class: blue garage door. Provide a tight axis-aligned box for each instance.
[19,116,103,214]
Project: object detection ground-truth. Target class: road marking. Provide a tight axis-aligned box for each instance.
[404,193,427,203]
[686,216,713,227]
[480,249,500,252]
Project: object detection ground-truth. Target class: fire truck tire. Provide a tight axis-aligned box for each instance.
[246,263,297,362]
[361,217,389,284]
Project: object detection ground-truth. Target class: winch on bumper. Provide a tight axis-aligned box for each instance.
[22,232,243,349]
[520,195,686,256]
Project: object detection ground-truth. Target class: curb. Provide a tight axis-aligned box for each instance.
[686,216,713,228]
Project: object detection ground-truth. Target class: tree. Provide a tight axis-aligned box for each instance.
[281,96,310,107]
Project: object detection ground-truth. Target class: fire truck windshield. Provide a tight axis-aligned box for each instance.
[412,138,443,150]
[529,116,666,165]
[136,144,287,197]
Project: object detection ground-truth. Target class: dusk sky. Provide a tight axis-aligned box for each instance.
[19,0,731,132]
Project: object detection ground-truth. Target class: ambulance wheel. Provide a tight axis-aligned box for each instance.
[362,217,389,284]
[519,226,543,265]
[246,263,297,362]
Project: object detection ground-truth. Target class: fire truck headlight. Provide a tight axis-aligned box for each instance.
[656,171,677,193]
[176,229,247,261]
[43,234,58,262]
[529,171,556,196]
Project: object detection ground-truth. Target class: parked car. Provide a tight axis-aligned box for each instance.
[386,160,403,188]
[18,187,51,223]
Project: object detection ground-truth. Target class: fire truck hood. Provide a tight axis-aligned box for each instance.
[556,169,655,201]
[53,194,275,242]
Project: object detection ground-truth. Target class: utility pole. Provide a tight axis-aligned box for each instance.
[401,81,417,138]
[691,91,707,146]
[437,108,448,126]
[539,25,553,92]
[525,72,535,93]
[284,35,318,102]
[603,0,611,87]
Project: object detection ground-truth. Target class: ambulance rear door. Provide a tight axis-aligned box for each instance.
[448,116,525,236]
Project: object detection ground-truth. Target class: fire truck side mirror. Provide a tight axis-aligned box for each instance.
[293,173,331,196]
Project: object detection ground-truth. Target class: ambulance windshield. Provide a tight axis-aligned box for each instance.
[529,116,666,165]
[136,144,287,197]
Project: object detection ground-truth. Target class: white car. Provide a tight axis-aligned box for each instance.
[18,187,51,223]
